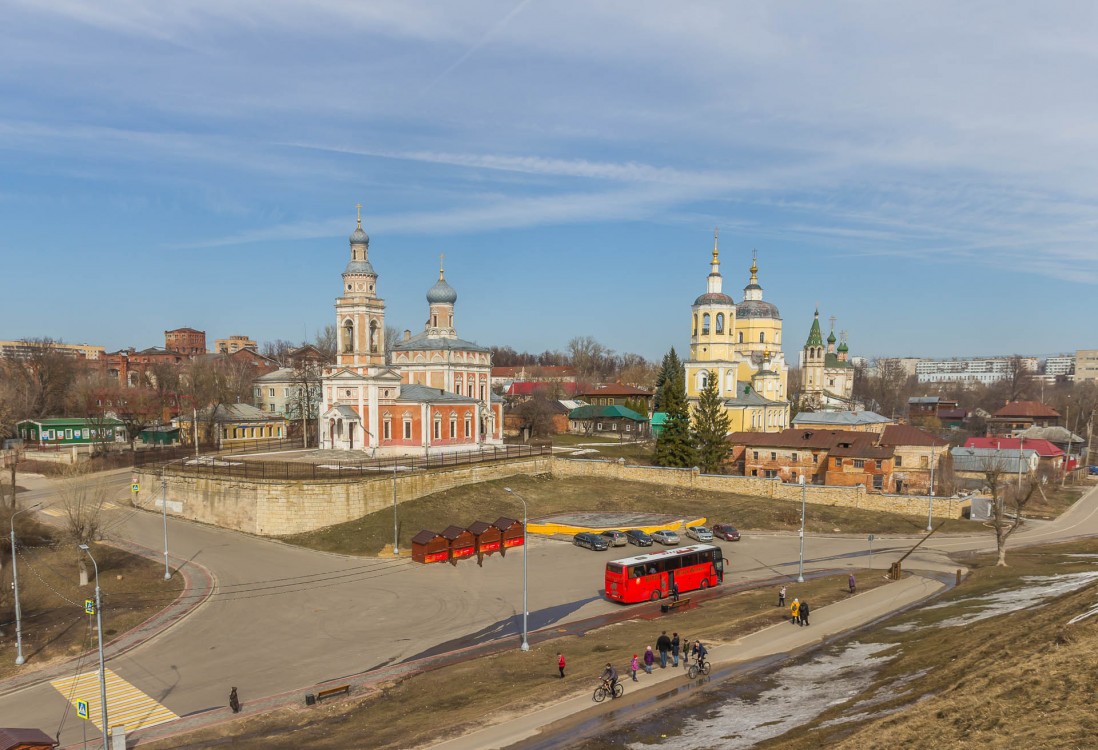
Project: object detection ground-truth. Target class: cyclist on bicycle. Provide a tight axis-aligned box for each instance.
[600,662,619,698]
[692,640,708,667]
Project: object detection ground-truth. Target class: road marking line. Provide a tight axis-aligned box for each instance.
[50,668,178,732]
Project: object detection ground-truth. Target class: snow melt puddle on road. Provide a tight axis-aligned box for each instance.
[627,642,896,750]
[921,571,1098,629]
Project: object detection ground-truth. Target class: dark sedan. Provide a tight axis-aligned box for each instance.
[625,529,654,547]
[573,532,610,551]
[711,524,741,541]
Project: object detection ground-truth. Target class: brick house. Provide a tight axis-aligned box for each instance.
[987,400,1060,434]
[164,327,207,356]
[880,424,949,494]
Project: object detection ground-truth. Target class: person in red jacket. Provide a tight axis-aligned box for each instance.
[557,652,566,678]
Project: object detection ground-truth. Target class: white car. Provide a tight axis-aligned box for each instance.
[651,529,680,545]
[685,525,713,542]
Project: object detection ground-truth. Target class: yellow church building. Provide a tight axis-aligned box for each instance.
[683,232,790,433]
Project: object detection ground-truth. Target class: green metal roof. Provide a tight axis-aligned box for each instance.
[567,405,648,421]
[805,311,824,348]
[649,412,668,426]
[824,353,854,369]
[18,417,124,427]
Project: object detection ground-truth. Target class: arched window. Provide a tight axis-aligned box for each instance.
[342,320,354,353]
[759,332,765,343]
[699,371,708,390]
[738,331,744,344]
[715,313,724,334]
[702,313,711,335]
[693,314,698,336]
[369,321,379,353]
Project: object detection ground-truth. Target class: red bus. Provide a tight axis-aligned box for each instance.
[604,544,724,603]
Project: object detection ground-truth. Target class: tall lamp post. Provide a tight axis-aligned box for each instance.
[927,446,936,532]
[797,475,806,583]
[79,544,109,750]
[502,487,530,651]
[11,502,42,665]
[392,462,399,556]
[161,475,171,580]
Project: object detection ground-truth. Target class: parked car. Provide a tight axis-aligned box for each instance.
[600,529,628,547]
[573,532,610,551]
[625,529,653,547]
[685,525,714,542]
[711,524,741,541]
[651,529,680,545]
[1089,465,1098,476]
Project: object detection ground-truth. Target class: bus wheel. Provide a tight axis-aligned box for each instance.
[700,580,709,590]
[650,590,662,602]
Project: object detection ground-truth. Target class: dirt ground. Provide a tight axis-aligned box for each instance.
[281,474,984,556]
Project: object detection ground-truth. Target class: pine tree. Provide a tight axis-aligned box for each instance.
[693,370,732,473]
[652,347,682,413]
[653,361,697,468]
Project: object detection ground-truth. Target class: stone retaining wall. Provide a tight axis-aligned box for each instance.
[549,457,963,520]
[137,455,550,536]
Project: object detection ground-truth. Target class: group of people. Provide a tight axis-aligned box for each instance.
[777,586,811,626]
[595,631,708,698]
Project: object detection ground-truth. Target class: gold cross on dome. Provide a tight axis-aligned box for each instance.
[355,203,362,225]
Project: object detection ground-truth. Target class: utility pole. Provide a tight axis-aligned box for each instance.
[797,475,806,583]
[927,446,936,532]
[79,544,109,750]
[161,476,171,580]
[11,502,41,665]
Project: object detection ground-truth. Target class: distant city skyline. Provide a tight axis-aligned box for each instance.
[1,3,1094,363]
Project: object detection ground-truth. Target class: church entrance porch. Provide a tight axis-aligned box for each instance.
[321,405,363,451]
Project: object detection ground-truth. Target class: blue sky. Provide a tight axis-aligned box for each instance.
[1,2,1095,363]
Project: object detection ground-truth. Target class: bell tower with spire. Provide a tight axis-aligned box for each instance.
[335,204,387,370]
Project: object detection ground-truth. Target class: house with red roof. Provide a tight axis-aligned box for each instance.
[987,400,1060,434]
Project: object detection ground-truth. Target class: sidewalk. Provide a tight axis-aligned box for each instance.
[425,573,945,750]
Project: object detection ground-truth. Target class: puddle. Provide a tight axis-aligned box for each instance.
[922,571,1098,629]
[622,642,896,750]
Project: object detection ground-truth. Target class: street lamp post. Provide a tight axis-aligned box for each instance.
[11,502,42,665]
[161,475,171,580]
[927,446,936,532]
[797,475,806,583]
[392,462,399,556]
[79,544,109,750]
[502,487,530,651]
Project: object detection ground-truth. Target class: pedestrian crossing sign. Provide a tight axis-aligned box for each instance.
[85,599,95,615]
[131,483,140,493]
[77,699,89,719]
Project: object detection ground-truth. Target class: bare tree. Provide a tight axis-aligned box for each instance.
[67,373,121,456]
[287,357,323,447]
[53,465,109,585]
[115,386,162,449]
[260,339,297,366]
[2,338,80,421]
[514,391,558,439]
[1003,354,1035,403]
[982,453,1038,567]
[568,335,615,382]
[314,325,338,362]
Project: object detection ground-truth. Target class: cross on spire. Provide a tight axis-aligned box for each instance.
[829,315,837,332]
[355,202,362,227]
[439,252,445,279]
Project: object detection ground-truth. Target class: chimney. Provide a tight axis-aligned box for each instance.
[403,330,411,341]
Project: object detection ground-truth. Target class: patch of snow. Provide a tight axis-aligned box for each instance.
[923,571,1098,629]
[883,623,919,633]
[183,457,242,467]
[627,642,896,750]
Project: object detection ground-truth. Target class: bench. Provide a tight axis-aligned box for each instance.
[306,684,351,705]
[660,597,691,613]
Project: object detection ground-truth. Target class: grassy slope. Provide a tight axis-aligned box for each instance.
[281,474,978,556]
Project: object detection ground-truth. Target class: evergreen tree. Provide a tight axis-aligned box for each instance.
[693,370,732,473]
[653,347,682,412]
[653,361,697,468]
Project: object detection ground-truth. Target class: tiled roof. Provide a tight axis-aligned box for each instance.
[567,405,648,421]
[991,401,1060,419]
[880,424,949,447]
[728,428,867,450]
[964,437,1063,457]
[507,381,581,397]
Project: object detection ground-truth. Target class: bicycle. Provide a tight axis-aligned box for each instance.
[593,680,624,702]
[687,659,711,679]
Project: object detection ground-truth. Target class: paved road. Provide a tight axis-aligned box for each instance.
[2,470,1093,746]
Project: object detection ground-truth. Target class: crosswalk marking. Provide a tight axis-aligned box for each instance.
[39,507,64,518]
[50,668,178,732]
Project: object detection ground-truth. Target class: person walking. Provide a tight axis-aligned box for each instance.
[643,645,655,674]
[630,654,640,681]
[800,599,811,626]
[229,686,241,714]
[656,631,672,668]
[849,573,856,594]
[670,580,680,602]
[778,585,787,607]
[681,635,690,671]
[671,632,681,667]
[790,597,800,625]
[558,652,566,678]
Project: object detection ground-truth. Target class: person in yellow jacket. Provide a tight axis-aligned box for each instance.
[790,597,800,625]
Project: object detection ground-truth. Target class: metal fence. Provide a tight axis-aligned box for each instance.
[133,437,305,467]
[147,444,552,481]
